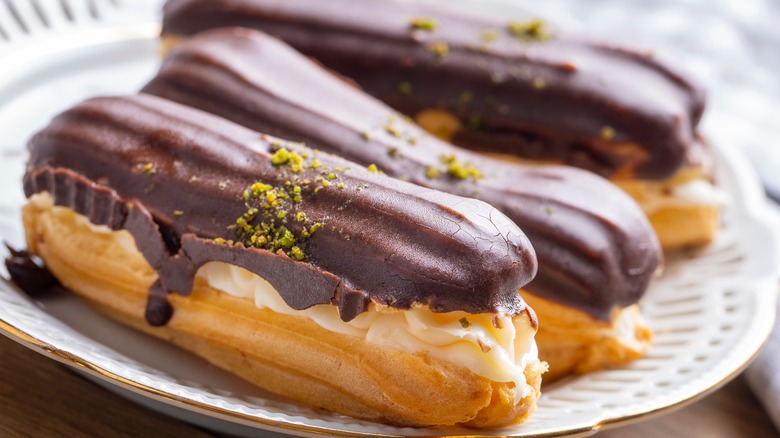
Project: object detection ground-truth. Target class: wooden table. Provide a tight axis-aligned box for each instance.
[0,334,776,438]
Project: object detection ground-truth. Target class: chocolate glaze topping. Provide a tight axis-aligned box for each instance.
[24,94,538,325]
[142,28,662,320]
[161,0,707,180]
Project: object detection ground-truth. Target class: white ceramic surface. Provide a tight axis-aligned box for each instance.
[0,1,779,437]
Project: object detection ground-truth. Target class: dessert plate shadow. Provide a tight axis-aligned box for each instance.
[0,14,779,438]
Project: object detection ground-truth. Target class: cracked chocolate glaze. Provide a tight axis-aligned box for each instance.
[161,0,707,180]
[142,28,662,320]
[24,94,538,325]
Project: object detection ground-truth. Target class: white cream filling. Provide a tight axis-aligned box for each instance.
[629,178,728,214]
[197,262,539,402]
[596,305,646,351]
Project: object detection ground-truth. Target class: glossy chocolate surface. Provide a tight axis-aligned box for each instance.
[142,28,662,320]
[161,0,706,180]
[5,246,60,297]
[24,94,537,324]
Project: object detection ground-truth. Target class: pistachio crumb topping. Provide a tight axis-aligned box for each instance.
[384,124,402,138]
[545,206,554,215]
[480,29,498,43]
[601,126,616,141]
[459,317,471,328]
[228,149,339,260]
[361,132,371,141]
[427,41,449,58]
[398,81,412,96]
[270,148,306,172]
[142,162,155,175]
[532,77,546,90]
[367,164,379,173]
[457,90,474,108]
[467,113,482,130]
[507,19,552,43]
[173,210,184,217]
[409,16,438,31]
[426,155,483,180]
[290,246,304,261]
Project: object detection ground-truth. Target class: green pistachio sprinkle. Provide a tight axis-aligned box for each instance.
[426,155,483,180]
[367,164,379,173]
[398,81,413,96]
[270,148,291,165]
[338,183,346,189]
[467,113,482,130]
[480,29,498,42]
[457,91,474,108]
[142,163,155,175]
[231,148,340,260]
[532,77,546,89]
[507,19,552,43]
[173,210,184,217]
[384,124,402,138]
[290,246,304,261]
[459,317,471,328]
[409,17,438,31]
[214,238,227,245]
[545,206,554,215]
[601,126,616,141]
[361,132,371,140]
[427,41,449,58]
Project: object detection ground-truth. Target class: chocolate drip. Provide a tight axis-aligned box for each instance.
[142,28,662,320]
[24,94,537,325]
[5,245,60,297]
[161,0,706,180]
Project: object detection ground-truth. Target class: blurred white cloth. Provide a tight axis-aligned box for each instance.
[523,0,780,429]
[523,0,780,199]
[745,297,780,432]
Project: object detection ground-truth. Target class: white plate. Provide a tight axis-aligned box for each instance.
[0,2,779,437]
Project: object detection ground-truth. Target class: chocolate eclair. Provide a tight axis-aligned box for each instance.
[21,94,546,427]
[160,0,722,249]
[142,28,659,380]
